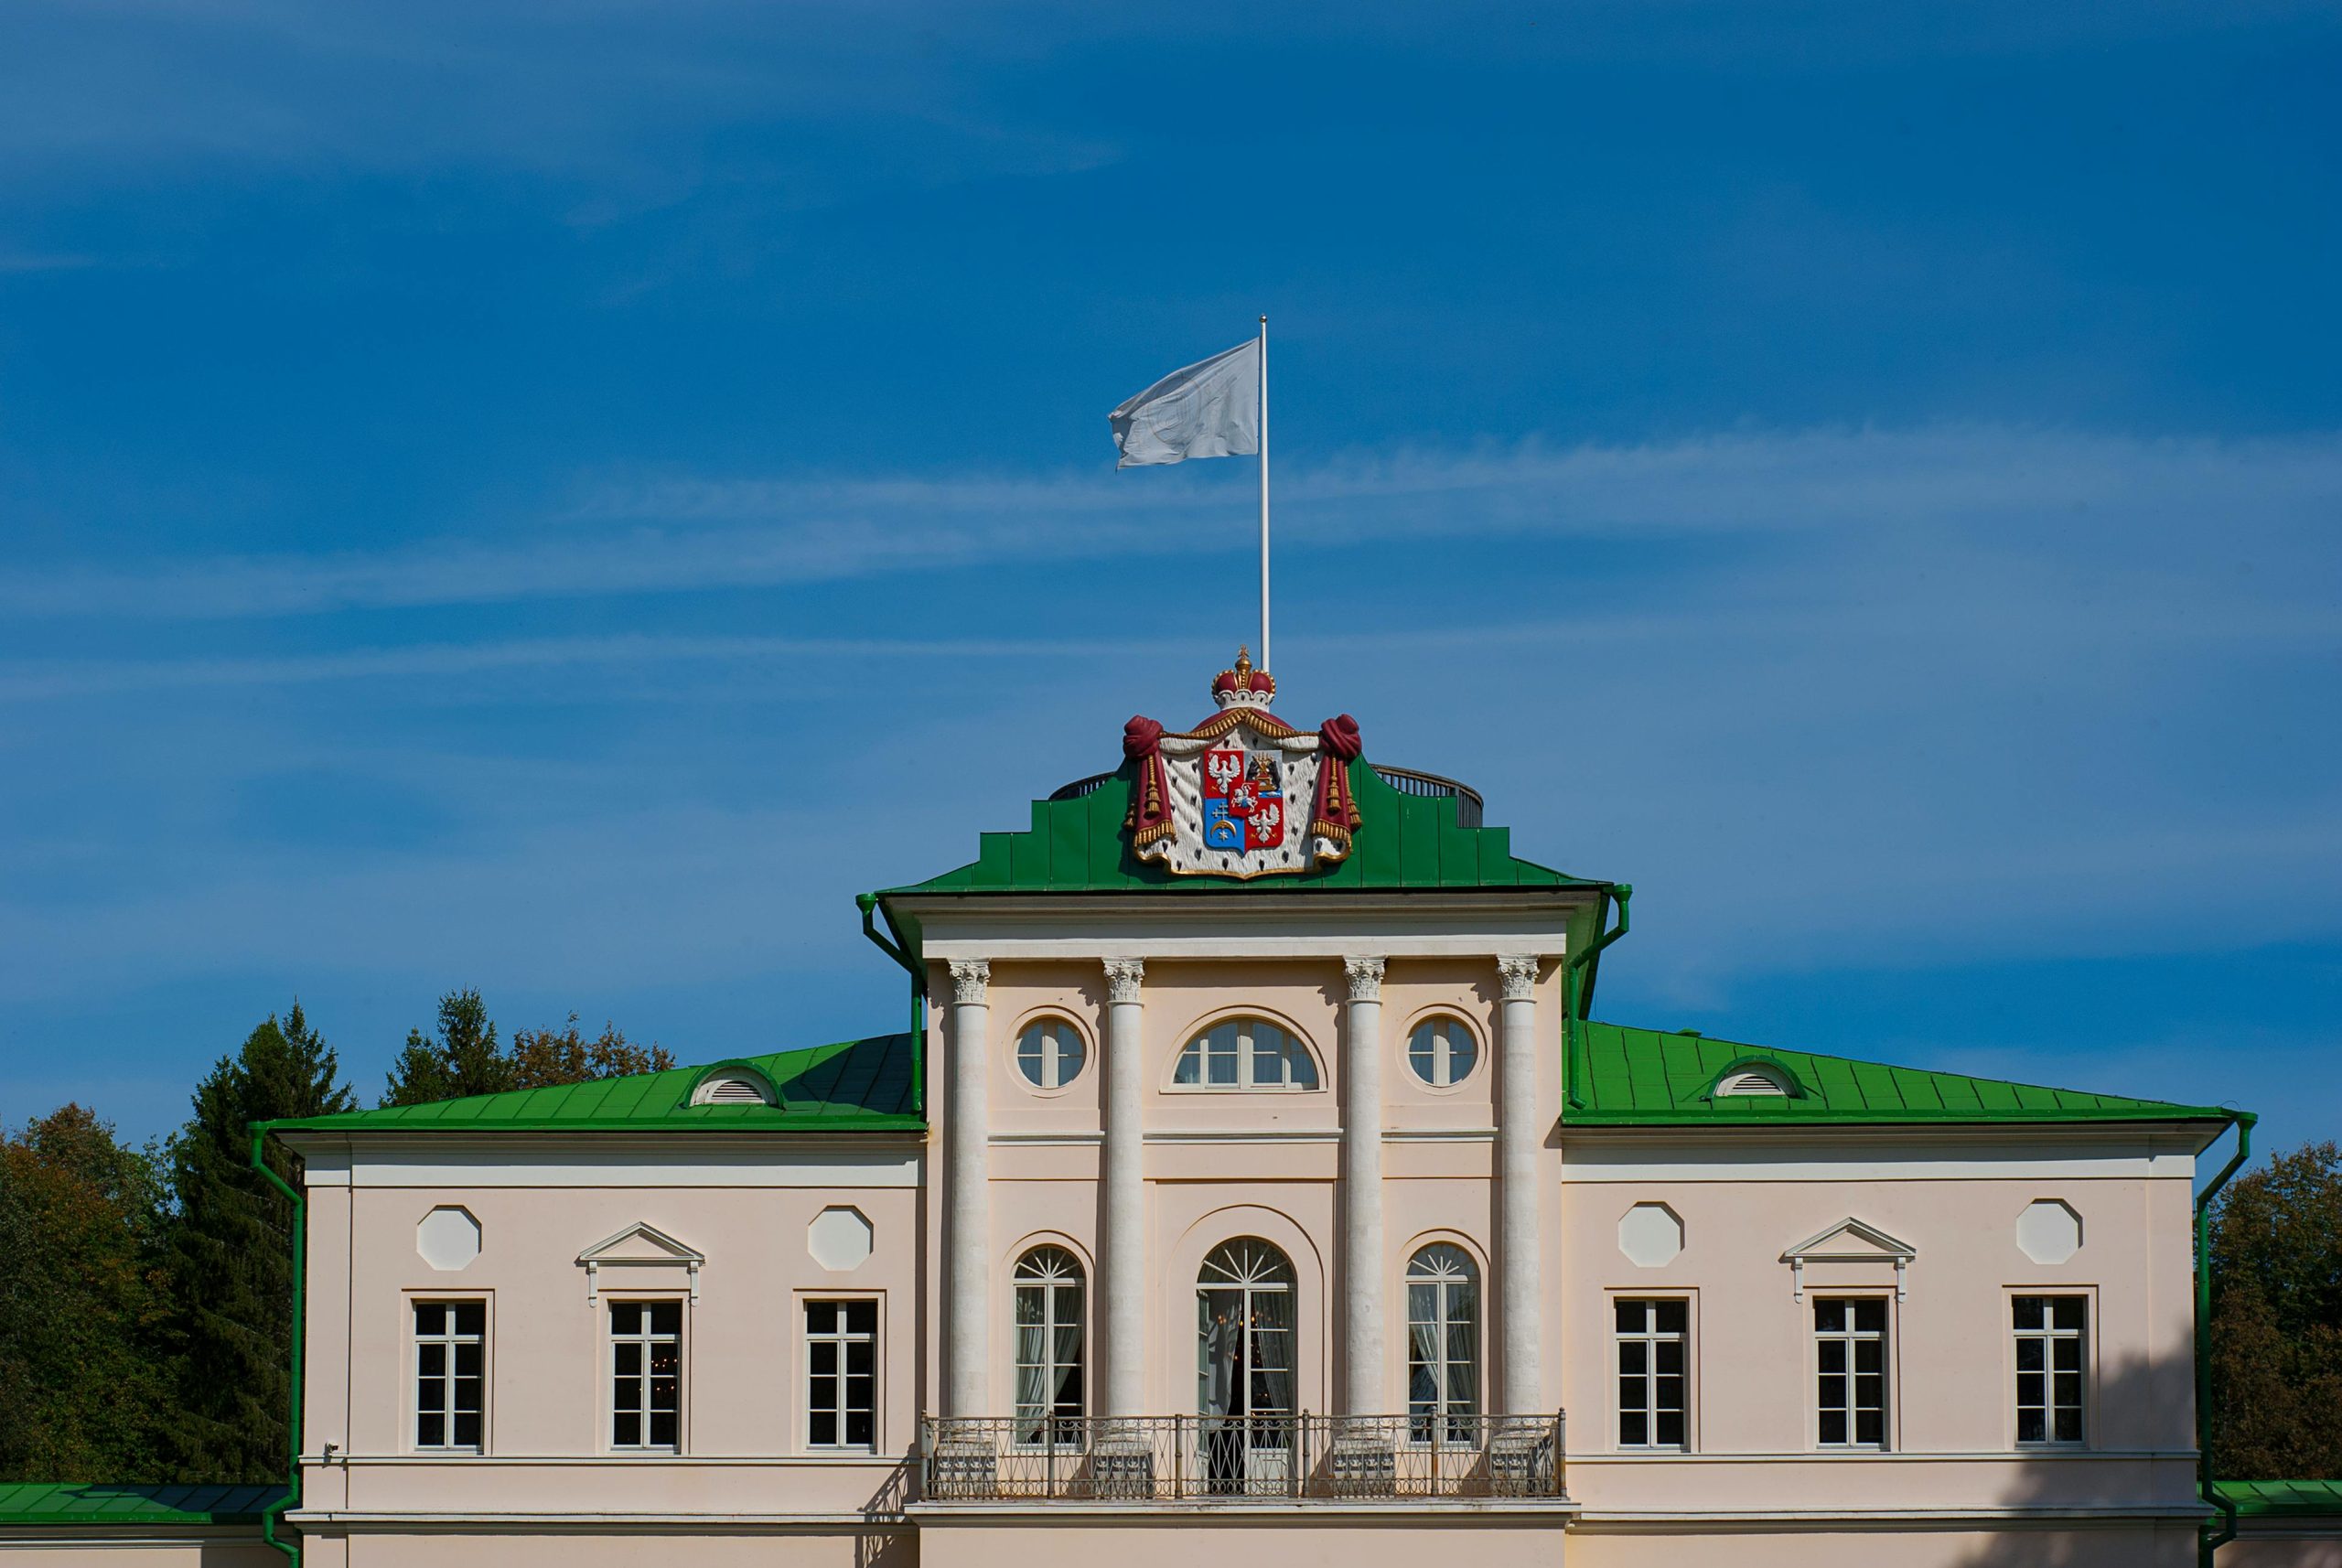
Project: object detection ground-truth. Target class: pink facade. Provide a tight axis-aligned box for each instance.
[14,664,2324,1567]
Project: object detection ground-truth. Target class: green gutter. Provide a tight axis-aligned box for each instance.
[2197,1110,2257,1568]
[248,1128,304,1567]
[1563,884,1631,1111]
[859,893,928,1118]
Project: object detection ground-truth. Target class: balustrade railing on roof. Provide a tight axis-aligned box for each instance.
[1048,765,1483,829]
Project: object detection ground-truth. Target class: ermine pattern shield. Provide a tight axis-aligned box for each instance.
[1144,735,1325,877]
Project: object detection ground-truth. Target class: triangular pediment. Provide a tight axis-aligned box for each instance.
[576,1221,704,1267]
[1780,1217,1917,1264]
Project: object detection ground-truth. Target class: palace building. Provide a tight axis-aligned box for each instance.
[9,654,2326,1567]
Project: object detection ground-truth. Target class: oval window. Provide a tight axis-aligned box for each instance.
[1407,1016,1478,1088]
[1015,1019,1087,1090]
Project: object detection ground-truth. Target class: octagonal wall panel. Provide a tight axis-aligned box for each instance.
[2016,1199,2083,1265]
[809,1206,875,1272]
[1617,1201,1684,1268]
[416,1206,481,1272]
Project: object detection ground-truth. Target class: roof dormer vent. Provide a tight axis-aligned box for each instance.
[1714,1067,1791,1098]
[692,1072,777,1106]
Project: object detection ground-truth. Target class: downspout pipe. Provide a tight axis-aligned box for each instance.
[2197,1109,2258,1568]
[1563,884,1632,1111]
[248,1126,305,1567]
[858,893,928,1117]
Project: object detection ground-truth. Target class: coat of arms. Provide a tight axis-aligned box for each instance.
[1122,650,1363,878]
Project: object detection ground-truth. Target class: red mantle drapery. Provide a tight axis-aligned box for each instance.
[1123,716,1175,847]
[1310,714,1363,848]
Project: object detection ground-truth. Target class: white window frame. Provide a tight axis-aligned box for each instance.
[607,1296,683,1455]
[1812,1295,1890,1451]
[1012,1248,1086,1446]
[2013,1293,2090,1447]
[803,1295,881,1453]
[411,1297,486,1454]
[1613,1296,1689,1451]
[1171,1017,1320,1091]
[1405,1015,1480,1090]
[1014,1018,1088,1092]
[1405,1244,1480,1441]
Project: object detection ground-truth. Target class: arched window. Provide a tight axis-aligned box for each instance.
[1406,1244,1479,1440]
[1013,1247,1084,1444]
[1197,1239,1295,1488]
[1015,1019,1087,1090]
[1174,1019,1319,1090]
[1406,1016,1479,1088]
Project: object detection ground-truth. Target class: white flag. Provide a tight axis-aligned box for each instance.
[1109,338,1261,468]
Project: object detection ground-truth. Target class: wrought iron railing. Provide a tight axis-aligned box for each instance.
[919,1412,1563,1502]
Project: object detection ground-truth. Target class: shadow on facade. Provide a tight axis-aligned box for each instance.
[1941,1351,2194,1568]
[859,1454,916,1568]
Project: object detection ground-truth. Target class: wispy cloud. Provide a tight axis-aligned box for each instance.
[6,424,2340,622]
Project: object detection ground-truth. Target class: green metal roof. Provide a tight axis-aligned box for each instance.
[881,760,1606,898]
[0,1484,278,1528]
[264,1032,920,1135]
[1567,1021,2232,1127]
[2218,1479,2342,1517]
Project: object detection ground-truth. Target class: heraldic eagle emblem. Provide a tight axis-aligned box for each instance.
[1121,650,1364,878]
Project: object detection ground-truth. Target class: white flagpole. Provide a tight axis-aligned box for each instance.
[1257,314,1270,672]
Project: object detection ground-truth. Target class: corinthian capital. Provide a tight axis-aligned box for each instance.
[947,959,991,1005]
[1343,955,1386,1002]
[1496,953,1540,1001]
[1103,958,1145,1004]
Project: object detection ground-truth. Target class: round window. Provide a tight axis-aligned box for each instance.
[1407,1016,1478,1088]
[1016,1019,1087,1090]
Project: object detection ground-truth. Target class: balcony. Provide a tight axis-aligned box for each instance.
[919,1413,1565,1503]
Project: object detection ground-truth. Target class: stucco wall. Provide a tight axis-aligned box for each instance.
[291,1134,925,1528]
[1558,1129,2202,1523]
[2221,1527,2342,1568]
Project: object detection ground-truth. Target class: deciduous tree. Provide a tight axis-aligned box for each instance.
[2209,1140,2342,1478]
[510,1014,676,1088]
[0,1106,175,1481]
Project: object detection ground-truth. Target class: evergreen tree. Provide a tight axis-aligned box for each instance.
[384,993,673,1104]
[381,988,510,1107]
[165,1003,352,1482]
[0,1105,176,1482]
[2209,1140,2342,1477]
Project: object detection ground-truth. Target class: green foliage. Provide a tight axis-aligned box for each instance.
[384,991,673,1105]
[509,1014,676,1090]
[381,988,509,1107]
[0,1106,177,1482]
[163,1003,353,1483]
[2210,1140,2342,1479]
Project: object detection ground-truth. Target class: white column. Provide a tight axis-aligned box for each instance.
[1495,953,1544,1414]
[944,959,992,1420]
[1101,958,1147,1421]
[1341,956,1387,1415]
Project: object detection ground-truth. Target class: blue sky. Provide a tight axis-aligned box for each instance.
[1,0,2336,1157]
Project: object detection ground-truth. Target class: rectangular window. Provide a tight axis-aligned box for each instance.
[805,1298,878,1450]
[1813,1298,1887,1448]
[2014,1295,2087,1444]
[608,1300,682,1452]
[1614,1298,1687,1449]
[413,1300,484,1451]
